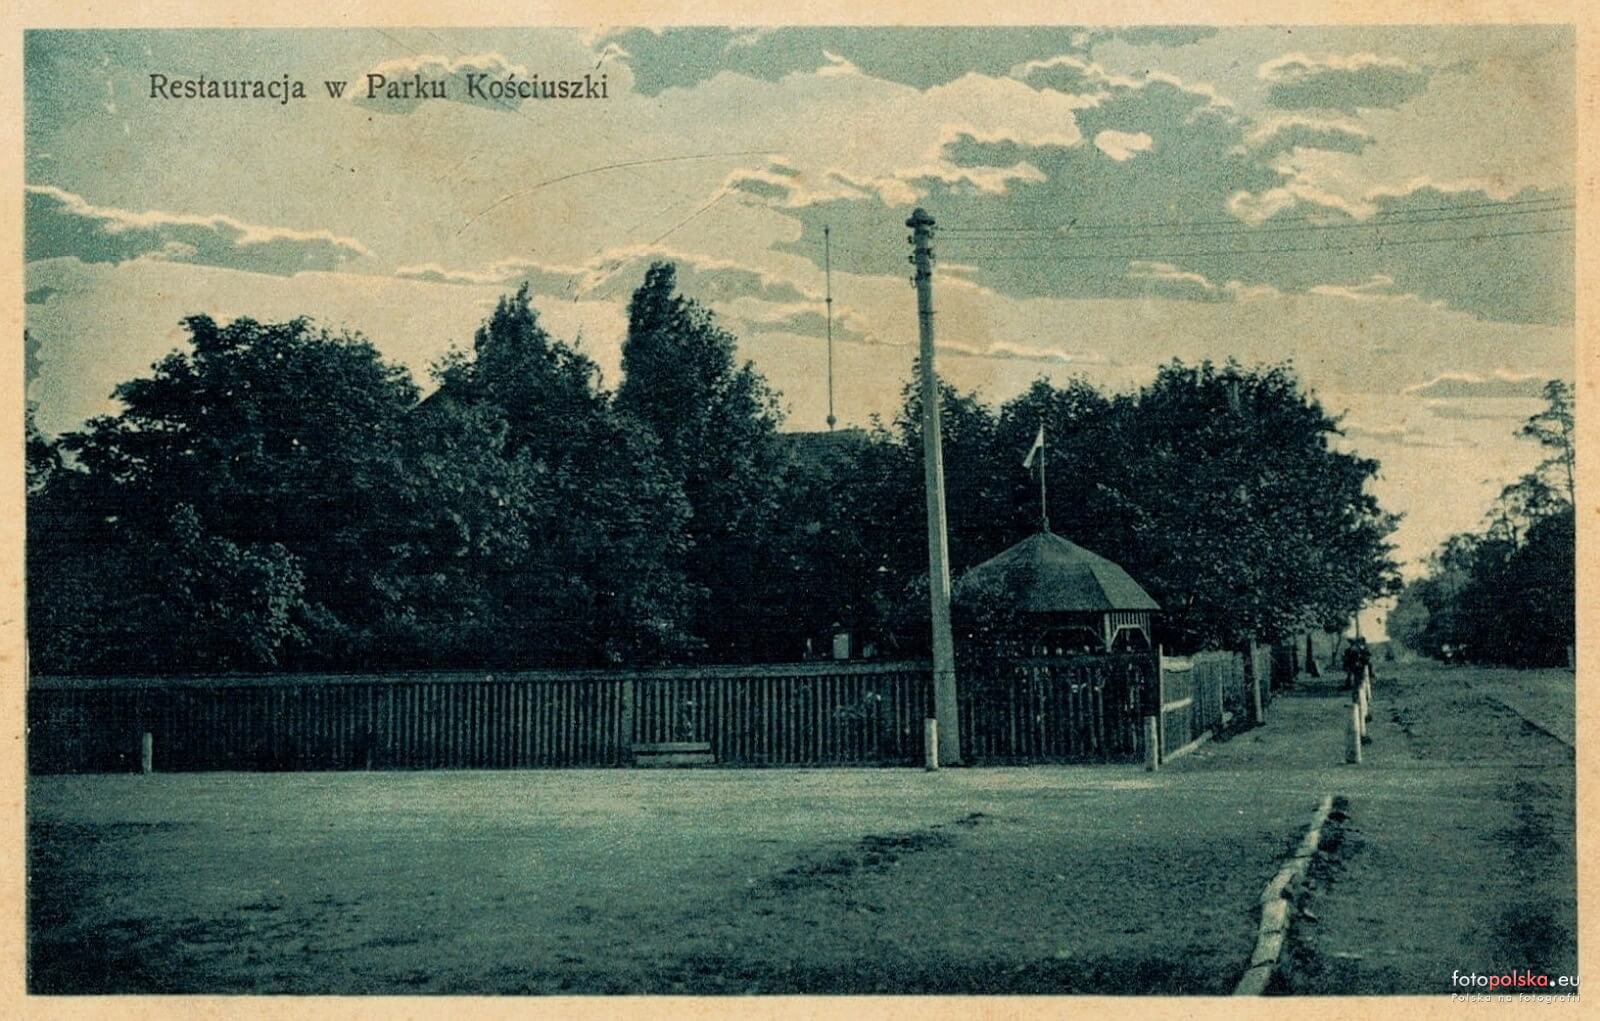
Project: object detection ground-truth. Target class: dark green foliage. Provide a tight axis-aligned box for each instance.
[26,272,1405,671]
[1391,382,1575,667]
[616,263,785,660]
[883,361,1399,653]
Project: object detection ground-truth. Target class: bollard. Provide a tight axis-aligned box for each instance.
[1346,702,1363,764]
[140,731,153,774]
[1144,715,1160,772]
[923,718,939,771]
[1358,684,1369,735]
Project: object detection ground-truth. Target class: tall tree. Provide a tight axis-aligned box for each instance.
[1390,382,1576,666]
[1520,379,1575,506]
[615,263,785,659]
[54,315,419,668]
[431,284,698,665]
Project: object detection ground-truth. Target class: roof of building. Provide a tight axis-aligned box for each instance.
[954,530,1160,614]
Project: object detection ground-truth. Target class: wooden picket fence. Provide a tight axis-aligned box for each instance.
[27,652,1157,774]
[958,654,1150,763]
[1155,646,1262,763]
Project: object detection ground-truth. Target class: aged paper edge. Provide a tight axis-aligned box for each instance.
[0,2,1592,1018]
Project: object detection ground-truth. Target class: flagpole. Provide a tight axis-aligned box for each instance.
[1038,420,1049,533]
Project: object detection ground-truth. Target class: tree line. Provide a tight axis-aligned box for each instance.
[26,262,1401,674]
[1387,381,1575,667]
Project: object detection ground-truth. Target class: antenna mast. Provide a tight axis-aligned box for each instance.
[824,225,836,431]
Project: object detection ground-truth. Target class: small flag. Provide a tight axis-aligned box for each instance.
[1022,423,1045,468]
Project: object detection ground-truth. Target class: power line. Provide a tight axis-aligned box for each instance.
[938,203,1573,242]
[938,193,1574,235]
[938,224,1573,262]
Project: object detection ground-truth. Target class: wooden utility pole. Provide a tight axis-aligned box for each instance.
[908,207,961,766]
[824,224,836,431]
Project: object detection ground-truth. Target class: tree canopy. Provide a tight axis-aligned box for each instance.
[28,267,1403,673]
[1389,381,1575,667]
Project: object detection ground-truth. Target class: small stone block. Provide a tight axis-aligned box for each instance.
[1233,965,1273,996]
[1250,931,1285,969]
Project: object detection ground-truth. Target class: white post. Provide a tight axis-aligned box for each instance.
[1250,650,1265,726]
[923,718,940,772]
[1346,703,1362,765]
[140,731,153,774]
[1144,716,1159,772]
[1155,645,1167,759]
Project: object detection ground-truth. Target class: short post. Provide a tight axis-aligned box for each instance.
[1362,666,1373,723]
[1155,645,1167,756]
[1249,643,1265,727]
[1345,702,1362,765]
[1144,715,1160,771]
[140,731,154,774]
[923,718,939,772]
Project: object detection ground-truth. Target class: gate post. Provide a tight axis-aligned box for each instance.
[1154,645,1166,764]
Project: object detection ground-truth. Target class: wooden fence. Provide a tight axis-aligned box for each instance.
[957,653,1151,763]
[1157,649,1254,761]
[28,653,1156,774]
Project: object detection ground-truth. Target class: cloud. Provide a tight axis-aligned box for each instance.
[596,27,1101,94]
[1125,261,1280,303]
[1339,423,1473,449]
[937,338,1108,366]
[397,246,817,307]
[727,173,793,203]
[1402,372,1550,399]
[1425,401,1538,422]
[26,285,60,304]
[725,303,866,344]
[26,185,372,276]
[1112,27,1220,49]
[350,52,533,113]
[1309,273,1441,308]
[1246,115,1375,159]
[1259,52,1431,112]
[1094,129,1154,162]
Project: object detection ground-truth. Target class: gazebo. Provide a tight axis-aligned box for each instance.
[953,530,1160,655]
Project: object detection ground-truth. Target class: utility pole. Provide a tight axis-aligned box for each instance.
[824,225,836,431]
[907,207,961,766]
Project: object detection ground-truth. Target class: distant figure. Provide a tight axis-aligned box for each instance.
[1342,642,1362,691]
[1354,637,1373,684]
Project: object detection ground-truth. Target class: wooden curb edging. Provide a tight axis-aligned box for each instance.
[1233,794,1336,996]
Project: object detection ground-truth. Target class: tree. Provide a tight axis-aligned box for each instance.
[430,284,698,665]
[615,263,785,659]
[1520,379,1575,506]
[1394,382,1577,666]
[1060,361,1400,650]
[52,315,420,668]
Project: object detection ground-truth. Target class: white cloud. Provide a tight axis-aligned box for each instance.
[1093,129,1154,162]
[26,184,372,275]
[1258,51,1416,81]
[1401,371,1552,399]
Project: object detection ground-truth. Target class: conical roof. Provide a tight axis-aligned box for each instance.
[954,530,1159,613]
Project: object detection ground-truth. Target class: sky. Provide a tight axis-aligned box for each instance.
[23,25,1575,580]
